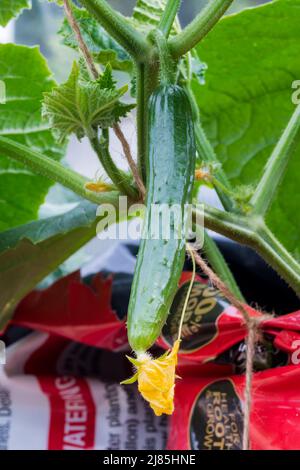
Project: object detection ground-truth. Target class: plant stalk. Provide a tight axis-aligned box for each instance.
[185,84,235,211]
[0,136,120,207]
[203,231,245,301]
[158,0,182,38]
[150,30,176,85]
[90,131,138,200]
[168,0,234,58]
[194,205,300,296]
[195,122,235,212]
[80,0,150,61]
[251,104,300,216]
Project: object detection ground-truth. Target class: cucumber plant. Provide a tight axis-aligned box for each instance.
[0,0,300,341]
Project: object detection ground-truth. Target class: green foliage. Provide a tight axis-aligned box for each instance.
[0,0,299,318]
[0,200,98,329]
[59,5,134,72]
[192,0,300,256]
[0,0,31,26]
[0,44,65,232]
[42,62,135,143]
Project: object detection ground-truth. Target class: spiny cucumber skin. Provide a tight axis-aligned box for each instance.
[127,85,196,353]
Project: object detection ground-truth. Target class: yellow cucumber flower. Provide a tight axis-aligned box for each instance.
[122,340,180,416]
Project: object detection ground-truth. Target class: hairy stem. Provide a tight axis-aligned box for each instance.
[251,104,300,215]
[194,205,300,296]
[90,131,138,200]
[203,231,245,301]
[80,0,150,61]
[158,0,182,38]
[150,30,176,85]
[169,0,234,59]
[259,223,300,277]
[185,84,235,211]
[0,136,120,206]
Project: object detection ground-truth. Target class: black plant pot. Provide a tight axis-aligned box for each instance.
[213,238,300,315]
[123,239,300,316]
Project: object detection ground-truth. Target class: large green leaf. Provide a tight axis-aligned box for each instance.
[0,200,98,329]
[59,5,133,73]
[0,44,65,231]
[193,0,300,257]
[0,0,31,27]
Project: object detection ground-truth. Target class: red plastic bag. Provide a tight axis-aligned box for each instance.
[168,364,300,450]
[157,272,300,366]
[8,272,127,351]
[8,270,300,367]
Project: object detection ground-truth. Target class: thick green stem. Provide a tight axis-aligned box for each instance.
[195,122,236,211]
[158,0,182,38]
[0,136,120,207]
[185,84,235,211]
[150,30,176,85]
[80,0,150,61]
[251,104,300,216]
[90,131,138,200]
[203,231,245,301]
[259,224,300,276]
[194,205,300,296]
[169,0,234,59]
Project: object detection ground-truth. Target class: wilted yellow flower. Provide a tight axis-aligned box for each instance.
[85,181,114,193]
[122,340,180,416]
[195,168,211,182]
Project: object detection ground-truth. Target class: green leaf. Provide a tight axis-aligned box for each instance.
[0,44,65,232]
[0,0,31,27]
[59,5,134,73]
[42,61,135,144]
[98,63,117,90]
[0,200,98,329]
[192,0,300,257]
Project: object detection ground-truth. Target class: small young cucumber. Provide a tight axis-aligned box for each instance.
[127,84,196,353]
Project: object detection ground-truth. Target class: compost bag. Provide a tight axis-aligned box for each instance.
[2,266,300,450]
[0,332,168,450]
[167,364,300,450]
[8,269,300,371]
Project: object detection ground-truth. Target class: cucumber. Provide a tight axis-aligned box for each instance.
[127,84,196,353]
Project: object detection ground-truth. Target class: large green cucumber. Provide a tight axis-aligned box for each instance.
[127,84,196,353]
